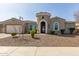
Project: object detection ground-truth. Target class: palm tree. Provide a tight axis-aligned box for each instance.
[19,16,25,40]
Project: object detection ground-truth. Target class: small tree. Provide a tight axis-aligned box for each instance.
[35,29,37,34]
[30,29,35,38]
[69,28,75,34]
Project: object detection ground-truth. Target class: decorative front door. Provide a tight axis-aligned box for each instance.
[40,21,46,33]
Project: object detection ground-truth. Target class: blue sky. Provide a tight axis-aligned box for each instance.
[0,3,79,21]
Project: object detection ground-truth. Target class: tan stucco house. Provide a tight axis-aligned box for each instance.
[0,18,37,33]
[36,12,76,34]
[0,12,78,34]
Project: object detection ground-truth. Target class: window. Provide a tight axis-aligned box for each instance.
[53,22,59,31]
[30,24,36,30]
[32,25,36,29]
[30,25,32,30]
[55,23,58,30]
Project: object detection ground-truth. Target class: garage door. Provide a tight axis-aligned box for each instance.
[6,25,22,33]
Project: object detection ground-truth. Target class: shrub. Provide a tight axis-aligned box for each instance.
[69,28,75,34]
[50,31,55,34]
[34,29,37,34]
[60,29,65,34]
[30,30,35,38]
[27,30,31,34]
[11,33,17,38]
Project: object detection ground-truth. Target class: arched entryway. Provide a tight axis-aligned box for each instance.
[40,21,46,33]
[39,19,47,33]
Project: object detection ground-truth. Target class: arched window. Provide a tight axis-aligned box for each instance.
[53,22,59,31]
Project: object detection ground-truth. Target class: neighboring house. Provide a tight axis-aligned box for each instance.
[0,18,37,33]
[0,12,78,34]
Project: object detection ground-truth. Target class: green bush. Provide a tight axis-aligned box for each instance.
[69,28,75,34]
[30,30,35,38]
[60,29,65,34]
[50,31,55,34]
[34,29,37,34]
[11,33,17,38]
[27,30,30,34]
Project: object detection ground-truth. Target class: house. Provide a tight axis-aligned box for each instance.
[0,18,37,33]
[36,12,75,34]
[0,12,77,34]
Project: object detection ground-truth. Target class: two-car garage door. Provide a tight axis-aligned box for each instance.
[6,25,22,33]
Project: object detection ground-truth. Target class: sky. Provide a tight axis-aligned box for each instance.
[0,3,79,21]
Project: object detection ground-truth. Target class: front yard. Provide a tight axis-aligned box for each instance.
[0,34,79,46]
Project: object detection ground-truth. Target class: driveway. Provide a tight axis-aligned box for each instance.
[0,33,11,39]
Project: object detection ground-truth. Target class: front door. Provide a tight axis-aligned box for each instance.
[40,22,46,33]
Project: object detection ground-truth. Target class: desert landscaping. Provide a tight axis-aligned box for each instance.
[0,34,79,47]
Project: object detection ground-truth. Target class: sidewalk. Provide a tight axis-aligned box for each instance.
[0,46,79,56]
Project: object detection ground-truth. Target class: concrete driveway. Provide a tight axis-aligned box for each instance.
[0,47,79,56]
[0,33,11,39]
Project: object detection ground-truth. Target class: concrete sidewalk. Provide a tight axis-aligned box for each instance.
[0,46,79,56]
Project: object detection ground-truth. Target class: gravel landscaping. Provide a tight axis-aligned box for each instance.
[0,34,79,47]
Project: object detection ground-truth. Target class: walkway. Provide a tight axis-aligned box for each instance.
[0,47,79,56]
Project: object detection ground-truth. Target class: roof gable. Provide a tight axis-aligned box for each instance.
[51,16,65,21]
[2,18,23,24]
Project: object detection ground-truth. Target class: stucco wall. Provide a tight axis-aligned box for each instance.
[50,17,66,32]
[65,22,75,33]
[36,12,51,33]
[0,24,3,33]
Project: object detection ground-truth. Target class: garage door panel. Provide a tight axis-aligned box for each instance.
[6,25,22,33]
